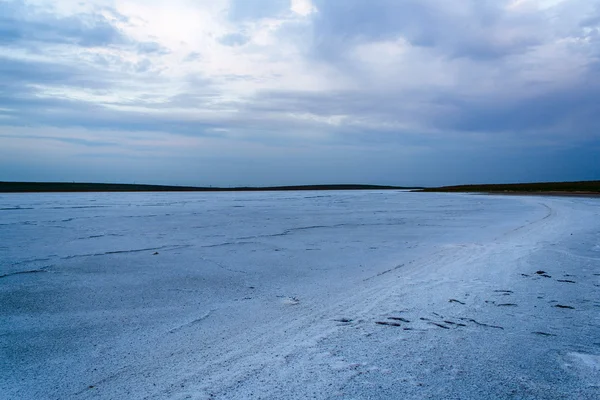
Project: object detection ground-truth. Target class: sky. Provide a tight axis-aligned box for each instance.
[0,0,599,187]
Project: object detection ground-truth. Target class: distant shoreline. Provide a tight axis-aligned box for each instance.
[484,191,600,198]
[2,180,598,195]
[0,182,416,193]
[452,191,600,198]
[413,180,600,196]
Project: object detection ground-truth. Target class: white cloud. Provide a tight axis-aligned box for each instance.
[290,0,317,16]
[3,0,600,143]
[2,0,599,185]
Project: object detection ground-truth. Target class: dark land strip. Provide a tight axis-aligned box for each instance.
[0,182,417,193]
[416,180,600,197]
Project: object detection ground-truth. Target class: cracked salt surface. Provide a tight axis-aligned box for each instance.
[0,191,599,399]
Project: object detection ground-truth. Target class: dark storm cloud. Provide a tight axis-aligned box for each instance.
[440,81,600,135]
[310,0,544,61]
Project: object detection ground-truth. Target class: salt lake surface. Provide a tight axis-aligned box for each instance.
[1,191,599,399]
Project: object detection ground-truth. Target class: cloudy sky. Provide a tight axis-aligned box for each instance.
[0,0,598,187]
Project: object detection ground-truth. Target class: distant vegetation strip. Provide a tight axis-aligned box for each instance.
[0,182,415,193]
[418,181,600,194]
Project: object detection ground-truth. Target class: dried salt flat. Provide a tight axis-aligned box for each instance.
[1,191,598,399]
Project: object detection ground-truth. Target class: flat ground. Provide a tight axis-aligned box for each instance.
[1,191,599,399]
